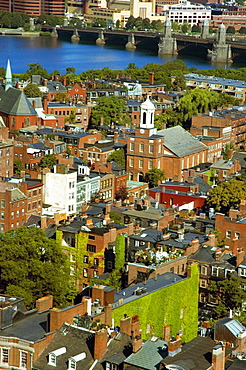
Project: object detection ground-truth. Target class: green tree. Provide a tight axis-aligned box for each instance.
[107,148,125,168]
[181,22,190,34]
[65,110,77,125]
[24,83,43,98]
[0,227,73,309]
[66,66,76,74]
[14,159,23,175]
[21,63,49,80]
[40,154,57,168]
[135,16,143,30]
[56,92,69,103]
[206,179,246,213]
[116,19,120,28]
[209,276,246,318]
[223,142,234,160]
[217,92,241,107]
[151,19,163,32]
[172,73,186,91]
[90,96,129,128]
[92,18,106,28]
[125,15,135,30]
[191,24,201,33]
[226,26,235,34]
[109,211,122,224]
[115,234,125,272]
[172,21,180,32]
[239,27,246,34]
[145,168,165,188]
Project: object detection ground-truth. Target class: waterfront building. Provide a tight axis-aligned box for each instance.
[0,0,65,16]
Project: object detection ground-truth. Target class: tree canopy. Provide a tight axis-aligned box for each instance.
[90,96,130,128]
[145,168,165,188]
[0,227,74,308]
[40,154,57,168]
[24,83,43,98]
[107,148,125,168]
[206,179,246,213]
[209,275,246,318]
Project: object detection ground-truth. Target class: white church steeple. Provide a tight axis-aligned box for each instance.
[139,96,156,136]
[5,59,12,91]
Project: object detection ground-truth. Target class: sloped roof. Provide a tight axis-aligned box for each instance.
[11,188,27,202]
[124,337,168,370]
[0,87,37,116]
[157,126,207,158]
[33,323,103,370]
[216,318,246,337]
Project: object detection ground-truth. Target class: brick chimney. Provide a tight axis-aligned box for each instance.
[114,132,119,143]
[237,330,246,352]
[212,343,225,370]
[168,337,181,357]
[207,233,216,247]
[43,95,48,113]
[32,100,37,109]
[128,194,135,203]
[36,295,53,313]
[105,203,111,215]
[40,215,47,230]
[94,329,108,360]
[231,236,239,255]
[228,209,239,219]
[115,199,122,207]
[120,315,131,336]
[86,218,93,227]
[149,72,154,85]
[236,249,245,267]
[163,325,170,342]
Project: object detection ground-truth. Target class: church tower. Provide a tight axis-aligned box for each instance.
[5,59,12,91]
[137,96,156,137]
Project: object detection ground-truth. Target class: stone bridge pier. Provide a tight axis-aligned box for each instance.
[209,23,232,63]
[158,19,177,55]
[125,33,136,50]
[96,30,106,45]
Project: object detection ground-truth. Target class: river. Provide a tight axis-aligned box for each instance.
[0,34,243,74]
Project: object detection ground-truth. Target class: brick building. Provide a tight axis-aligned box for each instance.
[0,0,65,15]
[0,127,14,179]
[0,87,37,130]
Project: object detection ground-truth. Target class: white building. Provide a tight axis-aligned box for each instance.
[43,165,77,217]
[76,165,100,213]
[162,0,211,27]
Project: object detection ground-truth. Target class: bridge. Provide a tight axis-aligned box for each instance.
[49,23,246,63]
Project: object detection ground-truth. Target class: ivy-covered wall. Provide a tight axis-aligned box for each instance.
[112,264,199,343]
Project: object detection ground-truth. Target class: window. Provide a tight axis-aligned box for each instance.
[1,200,5,208]
[11,211,14,219]
[87,244,96,253]
[201,266,207,275]
[94,258,99,266]
[226,230,231,238]
[1,348,9,364]
[84,255,89,263]
[235,232,240,239]
[83,268,88,277]
[70,254,76,263]
[129,158,134,167]
[212,267,218,276]
[93,270,98,277]
[48,353,56,366]
[239,268,246,277]
[139,159,143,168]
[139,143,144,152]
[130,142,134,151]
[200,279,207,288]
[69,359,76,370]
[1,212,4,220]
[20,351,27,368]
[148,160,153,169]
[149,145,153,154]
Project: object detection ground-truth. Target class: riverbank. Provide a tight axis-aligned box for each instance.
[0,29,40,37]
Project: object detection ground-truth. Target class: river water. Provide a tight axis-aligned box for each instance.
[0,34,243,74]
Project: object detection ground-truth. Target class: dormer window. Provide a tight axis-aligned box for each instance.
[68,353,86,370]
[48,347,66,367]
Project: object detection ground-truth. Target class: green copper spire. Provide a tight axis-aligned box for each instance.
[5,59,12,91]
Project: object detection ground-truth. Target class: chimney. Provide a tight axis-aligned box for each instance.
[163,325,170,342]
[115,199,122,207]
[43,95,48,113]
[127,222,134,235]
[207,233,216,247]
[212,343,225,370]
[114,132,119,143]
[120,315,131,335]
[128,203,134,210]
[128,194,135,203]
[20,170,25,178]
[168,338,181,357]
[32,100,37,109]
[105,203,111,215]
[237,331,246,352]
[94,329,108,360]
[231,236,239,255]
[149,72,154,85]
[236,249,245,267]
[40,215,47,230]
[63,76,67,86]
[86,218,93,227]
[132,337,142,353]
[228,209,239,219]
[190,238,199,254]
[104,304,112,327]
[36,295,53,313]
